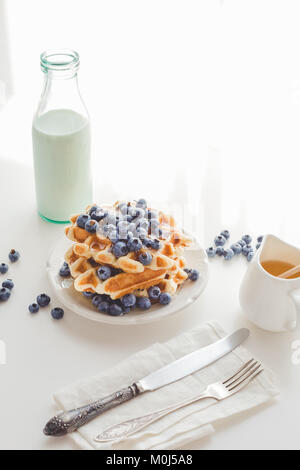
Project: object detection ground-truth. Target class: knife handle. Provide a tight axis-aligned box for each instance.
[43,383,141,437]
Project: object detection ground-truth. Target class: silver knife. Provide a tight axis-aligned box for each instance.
[43,328,249,436]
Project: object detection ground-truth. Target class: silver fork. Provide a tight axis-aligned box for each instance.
[94,358,263,443]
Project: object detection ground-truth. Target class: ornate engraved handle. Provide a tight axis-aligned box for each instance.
[43,383,141,437]
[94,390,212,442]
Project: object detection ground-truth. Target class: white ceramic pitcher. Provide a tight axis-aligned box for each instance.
[239,234,300,332]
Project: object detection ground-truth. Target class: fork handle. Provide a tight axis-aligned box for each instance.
[94,391,214,442]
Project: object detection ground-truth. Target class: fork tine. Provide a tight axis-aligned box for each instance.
[227,365,263,392]
[225,360,259,388]
[223,359,256,385]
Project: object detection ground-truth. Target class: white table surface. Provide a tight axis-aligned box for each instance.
[0,157,299,451]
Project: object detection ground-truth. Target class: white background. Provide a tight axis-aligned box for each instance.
[0,0,300,450]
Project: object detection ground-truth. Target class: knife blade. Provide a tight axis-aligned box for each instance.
[44,328,249,436]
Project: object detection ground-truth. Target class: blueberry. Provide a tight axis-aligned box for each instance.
[98,301,110,313]
[119,203,129,215]
[102,224,116,236]
[0,287,11,301]
[51,307,64,320]
[82,291,95,299]
[151,239,161,250]
[108,230,119,243]
[59,262,70,277]
[256,243,262,250]
[134,208,145,220]
[138,252,153,266]
[0,263,8,274]
[9,249,20,263]
[113,241,129,258]
[121,214,133,223]
[37,293,51,307]
[257,235,264,244]
[216,246,224,256]
[151,227,160,238]
[97,266,112,281]
[29,303,39,314]
[188,269,199,281]
[123,307,132,314]
[85,219,99,233]
[121,294,136,308]
[136,296,152,310]
[92,295,104,308]
[137,218,149,231]
[143,238,153,249]
[127,237,143,252]
[206,247,216,258]
[184,268,191,274]
[231,244,242,255]
[224,248,234,260]
[89,205,99,215]
[159,293,172,305]
[2,279,14,290]
[103,213,117,226]
[247,251,254,262]
[147,210,158,220]
[242,235,252,245]
[148,286,161,301]
[136,227,147,240]
[214,235,226,247]
[149,219,160,233]
[237,240,246,248]
[221,230,230,240]
[242,245,253,256]
[77,214,90,229]
[136,199,147,210]
[91,208,107,222]
[109,303,124,316]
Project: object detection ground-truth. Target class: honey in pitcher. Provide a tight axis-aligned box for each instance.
[261,260,300,279]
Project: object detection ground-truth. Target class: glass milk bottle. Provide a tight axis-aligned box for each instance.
[32,49,93,223]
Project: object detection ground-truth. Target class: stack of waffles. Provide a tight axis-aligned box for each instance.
[62,200,195,313]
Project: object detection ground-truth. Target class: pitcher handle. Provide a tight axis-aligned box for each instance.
[288,289,300,331]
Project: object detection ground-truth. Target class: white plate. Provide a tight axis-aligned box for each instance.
[47,235,209,325]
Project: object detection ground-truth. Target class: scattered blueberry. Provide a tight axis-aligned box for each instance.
[188,269,199,281]
[242,245,253,256]
[37,293,51,307]
[113,241,129,258]
[59,262,71,277]
[143,238,153,249]
[29,303,39,314]
[102,224,116,236]
[137,218,149,231]
[231,244,242,255]
[108,230,119,243]
[89,205,99,215]
[134,208,145,220]
[247,251,254,262]
[242,235,252,245]
[91,208,107,222]
[77,214,90,229]
[51,307,64,320]
[221,230,230,240]
[214,235,226,247]
[121,294,136,308]
[82,291,95,299]
[109,303,124,316]
[9,249,20,263]
[98,301,110,313]
[2,279,14,290]
[159,293,172,305]
[256,243,262,250]
[0,287,11,301]
[97,266,112,281]
[148,286,161,301]
[104,213,117,226]
[147,210,158,220]
[85,219,99,233]
[224,248,234,260]
[206,247,216,258]
[257,235,264,243]
[136,296,152,310]
[149,219,160,231]
[127,237,143,252]
[138,252,153,266]
[92,295,104,308]
[216,246,225,256]
[0,263,8,274]
[237,240,246,248]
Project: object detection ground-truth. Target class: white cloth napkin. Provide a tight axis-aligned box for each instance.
[54,321,279,450]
